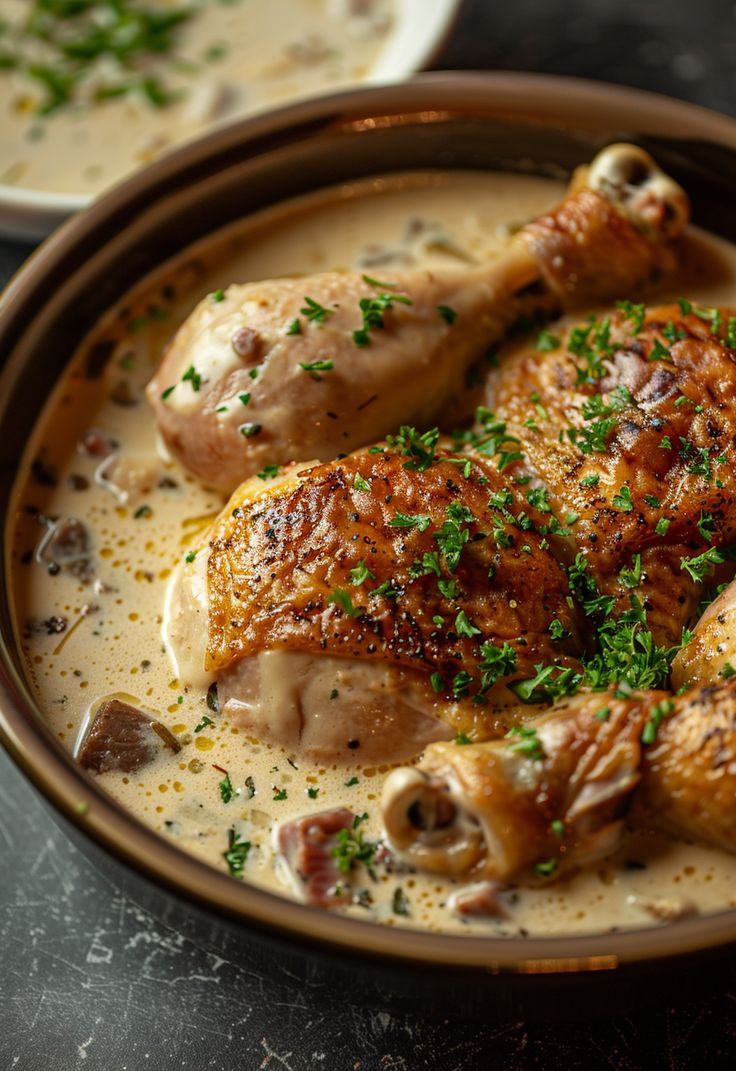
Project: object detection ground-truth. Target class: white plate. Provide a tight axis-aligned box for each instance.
[0,0,460,242]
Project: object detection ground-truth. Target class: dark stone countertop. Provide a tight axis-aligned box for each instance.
[3,2,736,1067]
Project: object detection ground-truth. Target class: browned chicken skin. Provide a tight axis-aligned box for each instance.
[382,681,736,882]
[489,303,736,645]
[167,443,583,761]
[147,145,688,492]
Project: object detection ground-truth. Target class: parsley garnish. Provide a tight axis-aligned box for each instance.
[331,821,377,873]
[327,589,364,617]
[350,560,376,586]
[612,485,634,512]
[641,698,675,744]
[300,359,334,373]
[352,292,412,346]
[390,511,431,532]
[616,300,645,333]
[257,464,279,481]
[437,304,458,325]
[181,364,202,391]
[536,330,560,352]
[385,426,439,471]
[223,829,251,879]
[454,610,481,638]
[506,725,545,760]
[218,770,235,804]
[680,547,725,582]
[300,296,332,323]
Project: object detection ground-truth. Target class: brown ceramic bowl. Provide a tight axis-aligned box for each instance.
[3,73,736,1016]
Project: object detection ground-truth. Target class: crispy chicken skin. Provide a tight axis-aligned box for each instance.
[147,145,688,492]
[672,576,736,689]
[490,303,736,645]
[382,682,736,881]
[167,444,583,760]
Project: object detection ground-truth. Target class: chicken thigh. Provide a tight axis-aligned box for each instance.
[488,302,736,646]
[166,440,583,763]
[147,145,688,492]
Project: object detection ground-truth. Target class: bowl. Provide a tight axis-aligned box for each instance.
[3,72,736,1016]
[0,0,461,242]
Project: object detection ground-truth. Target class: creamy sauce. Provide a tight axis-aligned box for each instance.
[9,169,736,936]
[0,0,393,196]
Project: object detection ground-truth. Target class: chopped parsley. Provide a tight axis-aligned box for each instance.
[218,770,235,804]
[223,829,251,879]
[454,610,481,638]
[300,296,332,323]
[437,304,459,325]
[327,589,364,618]
[536,330,560,352]
[331,820,377,873]
[385,426,439,471]
[641,698,675,745]
[350,560,376,587]
[181,364,202,392]
[505,725,544,761]
[299,359,334,373]
[390,511,431,532]
[286,318,302,335]
[616,300,645,333]
[352,291,412,347]
[612,485,634,512]
[680,547,725,583]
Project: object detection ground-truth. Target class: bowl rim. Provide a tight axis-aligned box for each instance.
[0,0,462,239]
[4,70,736,975]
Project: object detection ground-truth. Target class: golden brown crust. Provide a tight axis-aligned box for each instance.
[635,680,736,852]
[519,190,678,306]
[393,690,653,880]
[206,446,583,726]
[492,303,736,643]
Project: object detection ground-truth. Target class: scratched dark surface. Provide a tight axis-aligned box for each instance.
[4,1,736,1068]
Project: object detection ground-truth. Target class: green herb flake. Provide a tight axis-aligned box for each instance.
[331,825,377,873]
[350,559,376,587]
[680,547,725,583]
[536,330,560,352]
[612,485,634,512]
[224,829,251,879]
[505,725,544,761]
[300,296,333,323]
[390,511,431,532]
[454,610,481,638]
[327,589,364,618]
[437,304,459,325]
[641,698,675,745]
[299,360,334,373]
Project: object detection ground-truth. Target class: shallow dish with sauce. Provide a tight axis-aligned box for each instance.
[3,73,736,1015]
[0,0,460,240]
